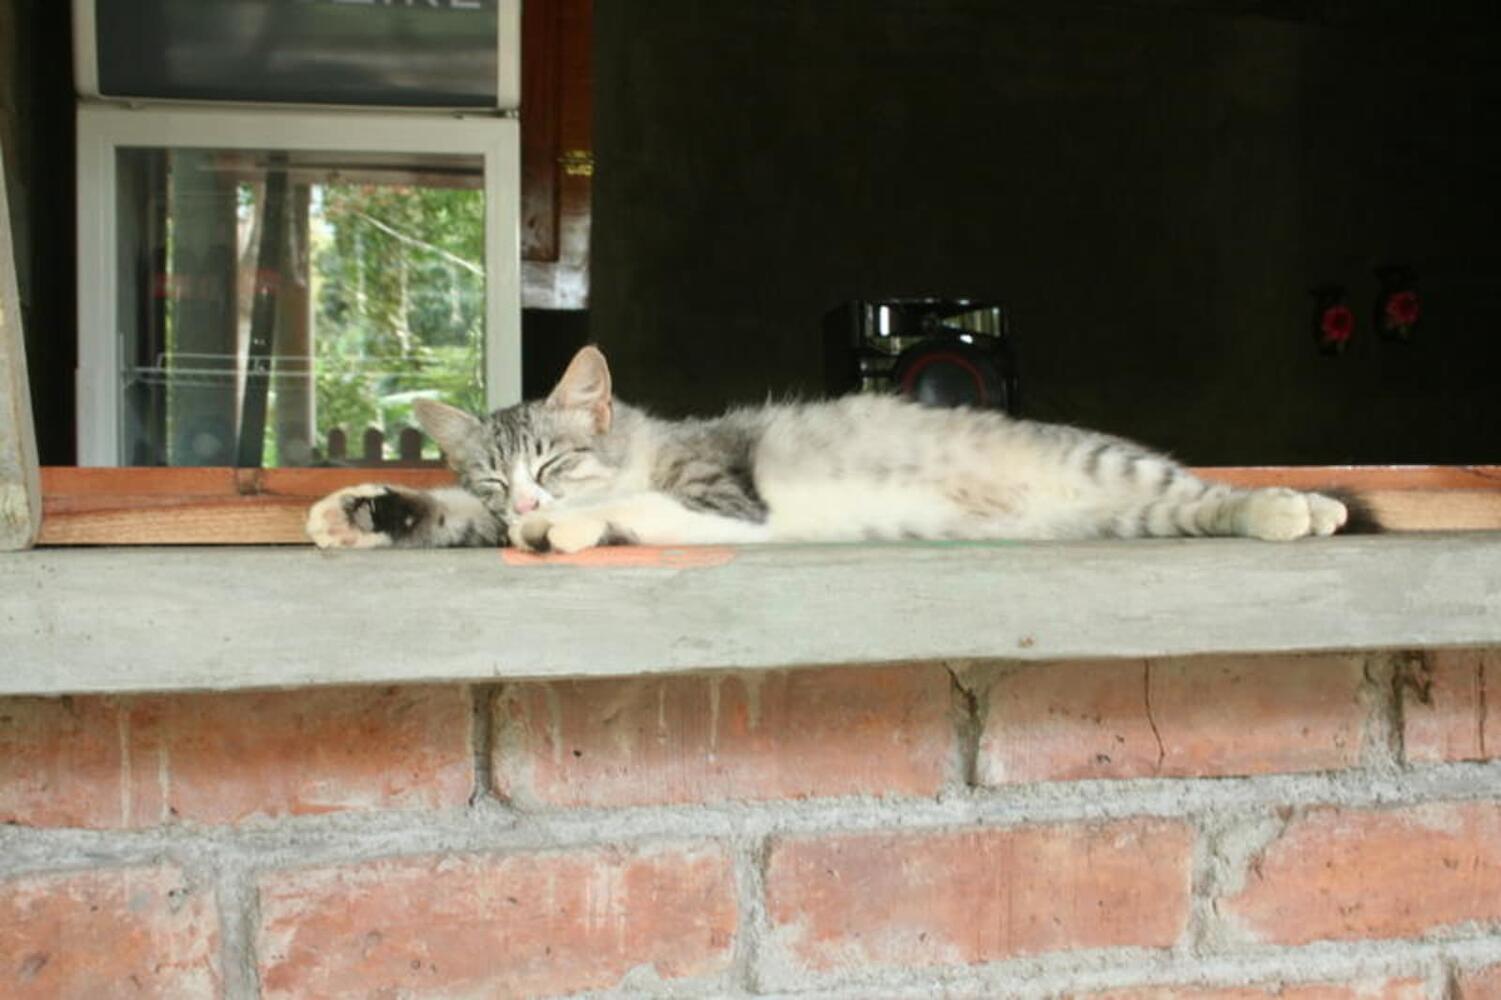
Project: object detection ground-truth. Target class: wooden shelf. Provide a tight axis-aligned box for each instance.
[4,532,1500,696]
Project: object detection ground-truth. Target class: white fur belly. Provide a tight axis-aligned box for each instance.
[759,478,954,541]
[748,395,1091,543]
[758,465,1096,543]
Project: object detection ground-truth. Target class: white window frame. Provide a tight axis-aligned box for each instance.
[75,103,521,466]
[71,0,522,112]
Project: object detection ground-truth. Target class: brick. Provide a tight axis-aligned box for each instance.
[0,685,472,827]
[1403,649,1500,764]
[1083,985,1428,1000]
[0,697,122,827]
[1457,964,1501,999]
[978,654,1369,784]
[765,819,1192,973]
[494,664,953,808]
[1223,802,1501,944]
[0,866,221,998]
[257,844,736,999]
[1083,982,1427,1000]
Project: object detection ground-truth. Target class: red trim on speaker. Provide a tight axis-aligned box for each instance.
[898,351,989,405]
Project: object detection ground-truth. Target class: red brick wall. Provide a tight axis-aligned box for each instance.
[2,651,1500,998]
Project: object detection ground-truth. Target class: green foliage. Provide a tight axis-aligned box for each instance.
[310,182,486,459]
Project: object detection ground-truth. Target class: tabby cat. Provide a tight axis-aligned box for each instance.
[306,346,1361,552]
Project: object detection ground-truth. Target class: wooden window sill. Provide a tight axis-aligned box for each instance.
[35,465,1501,544]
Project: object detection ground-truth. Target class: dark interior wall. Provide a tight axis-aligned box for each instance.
[1,0,74,464]
[591,1,1501,464]
[8,1,1500,465]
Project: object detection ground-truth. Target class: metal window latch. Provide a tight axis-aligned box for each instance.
[558,149,594,177]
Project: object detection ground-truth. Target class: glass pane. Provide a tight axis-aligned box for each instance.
[116,147,486,467]
[94,0,501,108]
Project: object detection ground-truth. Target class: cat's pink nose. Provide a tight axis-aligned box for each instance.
[512,495,538,515]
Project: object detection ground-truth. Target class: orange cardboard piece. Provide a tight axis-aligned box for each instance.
[501,545,738,568]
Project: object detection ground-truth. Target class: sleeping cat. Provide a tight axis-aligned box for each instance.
[306,345,1361,552]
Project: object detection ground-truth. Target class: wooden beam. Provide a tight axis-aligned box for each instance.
[1205,466,1501,533]
[33,465,1501,545]
[0,147,40,550]
[1203,465,1501,491]
[38,467,454,544]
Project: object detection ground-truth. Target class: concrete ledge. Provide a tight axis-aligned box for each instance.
[4,533,1500,695]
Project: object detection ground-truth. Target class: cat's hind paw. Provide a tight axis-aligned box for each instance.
[1307,492,1349,536]
[1236,488,1349,541]
[306,485,421,549]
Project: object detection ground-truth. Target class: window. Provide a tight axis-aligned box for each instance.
[76,105,520,467]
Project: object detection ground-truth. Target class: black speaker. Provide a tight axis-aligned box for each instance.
[824,297,1020,413]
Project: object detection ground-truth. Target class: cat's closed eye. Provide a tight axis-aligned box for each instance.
[535,451,582,482]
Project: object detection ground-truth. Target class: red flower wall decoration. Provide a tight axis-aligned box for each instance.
[1321,305,1354,344]
[1376,266,1421,342]
[1312,284,1353,355]
[1384,289,1421,328]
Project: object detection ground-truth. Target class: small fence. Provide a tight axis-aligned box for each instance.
[318,427,445,468]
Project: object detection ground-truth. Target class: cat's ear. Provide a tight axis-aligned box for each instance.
[547,345,613,433]
[413,399,482,463]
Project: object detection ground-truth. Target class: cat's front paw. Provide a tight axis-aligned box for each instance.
[509,511,608,554]
[306,485,423,549]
